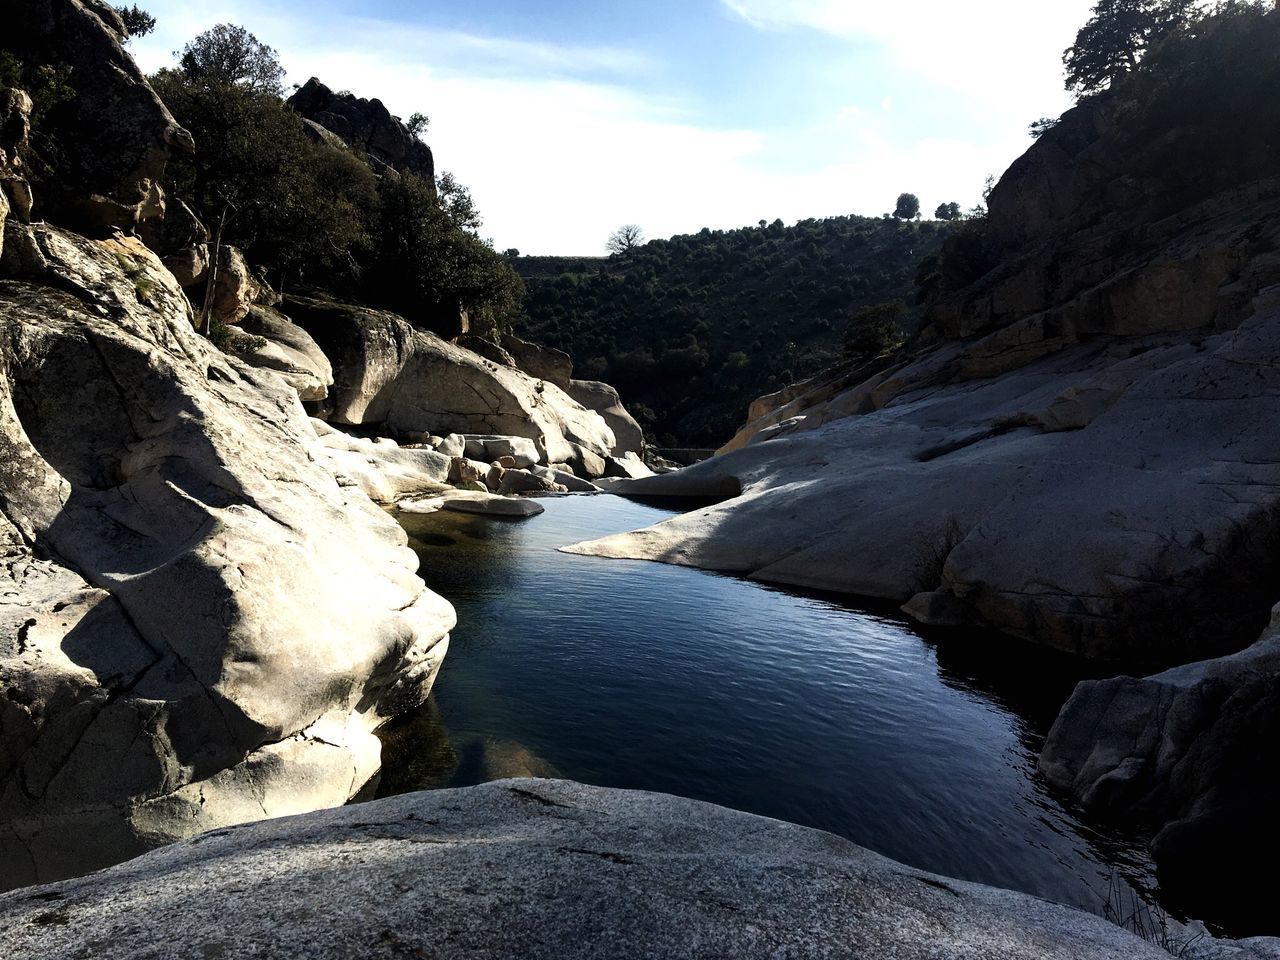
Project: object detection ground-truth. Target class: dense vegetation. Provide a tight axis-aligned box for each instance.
[515,217,945,446]
[149,24,523,335]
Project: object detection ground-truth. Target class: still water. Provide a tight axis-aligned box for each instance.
[381,493,1158,919]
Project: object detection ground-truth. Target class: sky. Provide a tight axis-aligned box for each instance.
[128,0,1095,254]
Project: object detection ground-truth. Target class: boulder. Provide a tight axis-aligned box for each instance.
[503,332,573,389]
[484,462,505,491]
[0,224,453,888]
[447,456,487,486]
[229,305,333,401]
[463,434,540,468]
[440,494,545,518]
[284,297,615,465]
[0,779,1179,960]
[604,451,654,480]
[2,0,193,234]
[531,465,596,493]
[201,245,260,327]
[310,424,452,504]
[567,378,645,456]
[286,77,434,181]
[435,433,466,458]
[1040,606,1280,930]
[498,469,563,496]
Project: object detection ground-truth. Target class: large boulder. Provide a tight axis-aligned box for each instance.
[502,332,572,389]
[0,0,192,234]
[567,378,645,456]
[229,305,333,402]
[286,77,434,181]
[0,779,1186,960]
[285,296,616,466]
[1040,605,1280,930]
[0,88,35,243]
[0,224,453,888]
[309,419,451,504]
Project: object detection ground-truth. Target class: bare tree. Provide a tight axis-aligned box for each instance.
[607,224,644,256]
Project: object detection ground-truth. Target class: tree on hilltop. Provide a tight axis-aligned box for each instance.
[114,5,155,40]
[893,193,920,220]
[1064,0,1199,96]
[178,23,284,95]
[607,224,644,255]
[934,202,962,221]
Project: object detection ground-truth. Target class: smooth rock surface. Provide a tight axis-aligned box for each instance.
[285,296,616,464]
[0,779,1178,960]
[568,378,645,456]
[0,224,454,887]
[229,305,333,401]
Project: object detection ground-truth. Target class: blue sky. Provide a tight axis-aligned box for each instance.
[129,0,1094,254]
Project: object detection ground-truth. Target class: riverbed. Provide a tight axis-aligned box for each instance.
[383,493,1160,920]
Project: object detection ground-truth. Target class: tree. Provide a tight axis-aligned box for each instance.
[114,5,155,40]
[436,171,481,233]
[406,111,429,140]
[1028,117,1060,138]
[178,24,284,95]
[1063,0,1199,96]
[607,224,644,255]
[934,202,962,221]
[893,193,920,220]
[844,302,907,360]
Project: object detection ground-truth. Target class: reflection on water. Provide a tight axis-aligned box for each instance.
[381,494,1160,919]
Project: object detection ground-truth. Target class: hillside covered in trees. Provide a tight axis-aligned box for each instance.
[514,216,945,446]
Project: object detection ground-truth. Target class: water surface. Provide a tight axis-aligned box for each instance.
[382,494,1158,919]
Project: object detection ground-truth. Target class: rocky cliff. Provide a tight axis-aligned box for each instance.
[566,5,1280,923]
[0,1,455,888]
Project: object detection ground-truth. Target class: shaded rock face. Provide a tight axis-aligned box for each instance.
[1040,607,1280,932]
[0,88,35,240]
[286,77,434,182]
[1,0,192,234]
[0,779,1175,960]
[230,305,333,402]
[567,378,645,457]
[0,225,454,889]
[284,296,616,466]
[501,332,572,390]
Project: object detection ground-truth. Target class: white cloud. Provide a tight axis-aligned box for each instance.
[126,0,1075,254]
[722,0,1092,128]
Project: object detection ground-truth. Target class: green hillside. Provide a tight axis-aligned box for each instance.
[514,216,946,446]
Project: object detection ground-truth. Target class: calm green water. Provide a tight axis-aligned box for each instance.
[381,494,1159,919]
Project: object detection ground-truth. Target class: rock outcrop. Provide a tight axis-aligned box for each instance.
[0,779,1187,960]
[283,296,617,469]
[286,77,434,182]
[567,378,645,457]
[0,223,454,888]
[502,332,572,389]
[1040,604,1280,931]
[228,305,333,402]
[1,0,192,233]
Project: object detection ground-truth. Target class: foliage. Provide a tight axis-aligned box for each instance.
[843,302,907,360]
[934,202,963,221]
[1063,0,1199,95]
[407,111,429,140]
[607,224,644,255]
[893,193,921,220]
[152,24,522,335]
[1028,117,1060,138]
[151,67,378,291]
[516,216,944,445]
[114,5,156,40]
[0,51,22,90]
[372,172,525,334]
[208,318,267,357]
[177,24,284,95]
